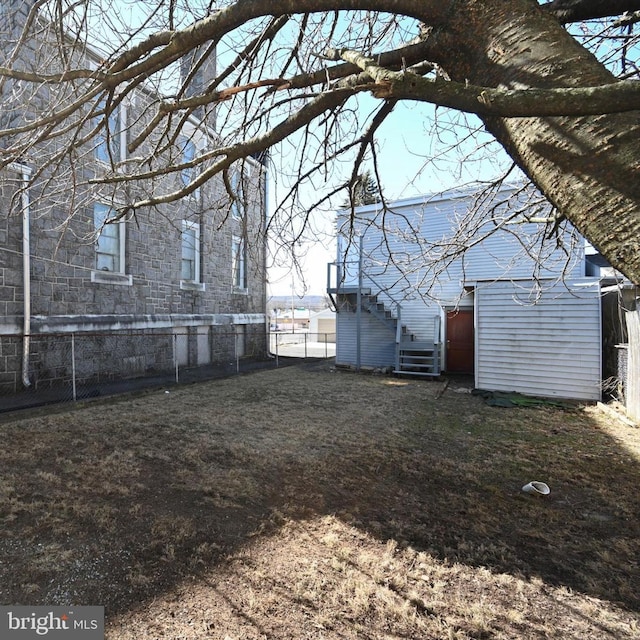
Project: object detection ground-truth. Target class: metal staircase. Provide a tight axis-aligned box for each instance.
[327,258,440,377]
[396,334,441,377]
[393,304,441,378]
[362,292,441,377]
[331,284,441,377]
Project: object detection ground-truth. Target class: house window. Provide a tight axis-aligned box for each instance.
[181,220,200,282]
[95,99,125,164]
[230,168,245,220]
[232,235,247,290]
[181,49,205,99]
[94,202,124,273]
[179,136,197,187]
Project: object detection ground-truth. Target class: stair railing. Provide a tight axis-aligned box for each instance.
[360,269,403,333]
[328,259,406,370]
[328,260,404,325]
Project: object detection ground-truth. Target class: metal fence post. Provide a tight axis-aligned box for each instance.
[304,333,308,359]
[356,234,363,371]
[324,333,328,359]
[71,333,77,402]
[173,333,179,383]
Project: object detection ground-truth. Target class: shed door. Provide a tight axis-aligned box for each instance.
[446,309,474,373]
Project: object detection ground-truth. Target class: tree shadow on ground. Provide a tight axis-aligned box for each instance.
[0,362,638,625]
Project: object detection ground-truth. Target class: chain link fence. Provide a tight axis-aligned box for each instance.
[0,329,335,413]
[270,331,336,361]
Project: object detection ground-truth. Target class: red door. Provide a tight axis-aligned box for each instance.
[446,309,474,373]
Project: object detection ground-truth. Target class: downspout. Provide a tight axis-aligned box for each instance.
[12,163,32,387]
[262,155,269,357]
[356,234,363,371]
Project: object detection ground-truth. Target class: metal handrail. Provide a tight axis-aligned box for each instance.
[328,260,402,306]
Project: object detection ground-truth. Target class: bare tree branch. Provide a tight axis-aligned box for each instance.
[2,0,640,284]
[542,0,640,23]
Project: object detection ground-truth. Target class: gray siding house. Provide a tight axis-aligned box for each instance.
[0,2,267,398]
[328,187,606,401]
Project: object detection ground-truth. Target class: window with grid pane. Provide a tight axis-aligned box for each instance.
[232,235,246,290]
[94,202,122,272]
[181,220,200,282]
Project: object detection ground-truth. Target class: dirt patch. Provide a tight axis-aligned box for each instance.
[1,362,639,639]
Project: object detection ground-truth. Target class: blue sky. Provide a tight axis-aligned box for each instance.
[266,97,513,297]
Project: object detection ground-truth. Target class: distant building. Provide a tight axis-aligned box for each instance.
[271,308,311,331]
[309,308,336,342]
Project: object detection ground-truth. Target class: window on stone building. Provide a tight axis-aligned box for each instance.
[181,49,205,100]
[179,136,197,187]
[230,167,245,220]
[94,99,126,164]
[94,202,124,273]
[232,235,247,291]
[181,220,200,282]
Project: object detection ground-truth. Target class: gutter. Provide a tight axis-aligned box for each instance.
[10,163,32,387]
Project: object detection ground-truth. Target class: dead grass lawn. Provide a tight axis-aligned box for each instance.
[1,361,639,639]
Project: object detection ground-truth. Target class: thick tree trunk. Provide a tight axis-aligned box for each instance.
[430,0,640,283]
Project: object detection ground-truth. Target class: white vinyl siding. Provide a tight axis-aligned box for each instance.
[335,306,396,368]
[475,279,601,400]
[339,190,584,348]
[333,188,602,399]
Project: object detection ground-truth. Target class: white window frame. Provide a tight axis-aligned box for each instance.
[232,234,247,292]
[230,166,245,220]
[178,122,206,200]
[94,98,127,165]
[180,219,205,291]
[91,202,131,285]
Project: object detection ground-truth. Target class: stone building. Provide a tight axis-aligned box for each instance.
[0,1,267,396]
